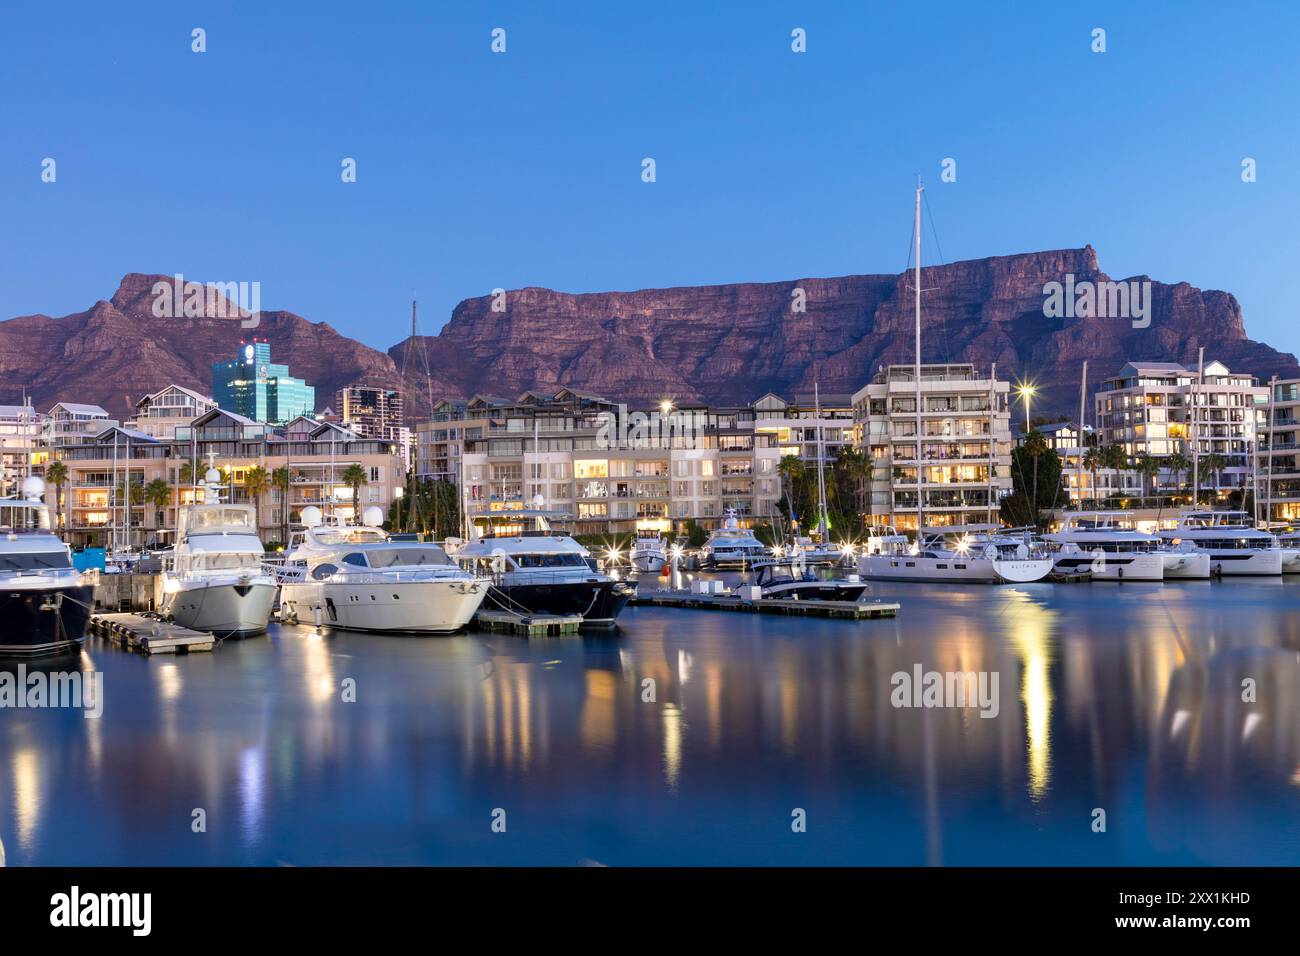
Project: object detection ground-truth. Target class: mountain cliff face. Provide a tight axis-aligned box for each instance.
[3,251,1296,422]
[390,247,1299,418]
[0,274,402,417]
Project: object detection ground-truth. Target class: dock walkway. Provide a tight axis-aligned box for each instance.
[88,613,216,655]
[630,591,899,620]
[472,609,584,636]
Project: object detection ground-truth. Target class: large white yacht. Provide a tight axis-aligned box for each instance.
[455,509,634,626]
[1158,511,1283,576]
[279,507,489,633]
[860,525,1054,584]
[700,509,769,568]
[162,475,277,635]
[1271,528,1300,573]
[0,477,94,658]
[1044,512,1167,581]
[630,531,667,573]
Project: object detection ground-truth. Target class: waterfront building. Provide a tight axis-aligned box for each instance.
[1094,360,1266,496]
[418,387,794,535]
[0,404,41,497]
[1259,377,1300,526]
[852,364,1012,531]
[53,408,400,547]
[41,402,116,448]
[211,339,315,424]
[129,385,218,439]
[336,383,404,441]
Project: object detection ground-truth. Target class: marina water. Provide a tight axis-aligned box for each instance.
[2,577,1298,866]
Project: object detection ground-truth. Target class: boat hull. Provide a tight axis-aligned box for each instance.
[1161,551,1212,579]
[1280,548,1300,573]
[1051,550,1165,582]
[485,580,633,626]
[859,553,1001,583]
[761,581,868,601]
[0,584,94,658]
[632,553,665,573]
[1198,548,1284,576]
[164,581,277,636]
[280,579,488,634]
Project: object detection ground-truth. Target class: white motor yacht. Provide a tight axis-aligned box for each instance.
[279,507,488,633]
[1158,511,1283,576]
[1270,528,1300,573]
[630,532,667,573]
[455,510,634,626]
[701,509,769,569]
[162,473,277,635]
[1044,512,1166,581]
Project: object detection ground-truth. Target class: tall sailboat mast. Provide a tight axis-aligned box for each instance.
[815,379,829,539]
[913,179,924,536]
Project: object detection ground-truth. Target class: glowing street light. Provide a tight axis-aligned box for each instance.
[1016,381,1038,435]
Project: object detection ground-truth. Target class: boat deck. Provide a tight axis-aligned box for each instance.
[630,591,899,620]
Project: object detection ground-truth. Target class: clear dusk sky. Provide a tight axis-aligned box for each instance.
[2,1,1297,352]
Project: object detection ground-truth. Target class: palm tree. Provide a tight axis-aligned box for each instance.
[1023,429,1049,519]
[1135,452,1161,507]
[271,466,292,544]
[341,463,368,520]
[116,477,144,548]
[244,465,270,534]
[833,446,874,525]
[1082,445,1100,509]
[1102,443,1130,504]
[143,478,171,538]
[777,455,807,533]
[45,460,68,535]
[179,459,197,487]
[1164,451,1190,504]
[1201,452,1226,504]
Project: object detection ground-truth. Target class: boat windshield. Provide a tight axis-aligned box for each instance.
[0,504,51,532]
[0,550,72,571]
[191,552,263,572]
[365,546,453,568]
[189,508,255,532]
[512,553,589,568]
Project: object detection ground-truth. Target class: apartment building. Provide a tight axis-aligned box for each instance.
[42,402,116,447]
[129,384,218,439]
[53,406,401,547]
[0,404,41,497]
[1094,360,1266,493]
[419,387,803,535]
[853,364,1012,531]
[1258,378,1300,525]
[336,383,404,441]
[1016,421,1144,504]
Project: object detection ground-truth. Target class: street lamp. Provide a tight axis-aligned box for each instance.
[1016,382,1038,435]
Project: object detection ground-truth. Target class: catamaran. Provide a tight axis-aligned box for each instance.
[1158,511,1283,576]
[1045,512,1167,581]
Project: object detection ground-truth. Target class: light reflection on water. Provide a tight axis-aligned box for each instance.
[1,578,1298,865]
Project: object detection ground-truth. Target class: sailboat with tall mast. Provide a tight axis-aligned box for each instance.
[858,182,1052,584]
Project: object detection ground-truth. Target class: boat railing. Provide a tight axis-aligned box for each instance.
[322,567,485,585]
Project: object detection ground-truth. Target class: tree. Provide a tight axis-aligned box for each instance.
[45,460,68,535]
[1135,452,1161,506]
[1009,436,1062,528]
[1201,452,1226,502]
[244,465,270,531]
[776,455,809,532]
[1102,444,1130,503]
[1019,429,1052,520]
[341,463,368,520]
[180,460,197,487]
[1082,444,1100,509]
[271,466,292,544]
[143,478,171,532]
[1164,451,1190,504]
[833,446,874,525]
[116,477,144,548]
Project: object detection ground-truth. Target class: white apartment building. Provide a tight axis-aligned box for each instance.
[129,385,218,439]
[853,364,1012,531]
[1094,361,1266,494]
[42,402,116,447]
[0,404,41,497]
[1258,378,1300,526]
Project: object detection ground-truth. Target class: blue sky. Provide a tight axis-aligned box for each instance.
[2,1,1297,352]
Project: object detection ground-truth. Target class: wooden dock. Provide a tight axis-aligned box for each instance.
[88,613,216,655]
[630,591,899,620]
[472,609,585,636]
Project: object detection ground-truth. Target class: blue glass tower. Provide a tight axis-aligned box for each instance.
[212,340,316,424]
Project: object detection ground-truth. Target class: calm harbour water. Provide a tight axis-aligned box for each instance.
[3,577,1299,867]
